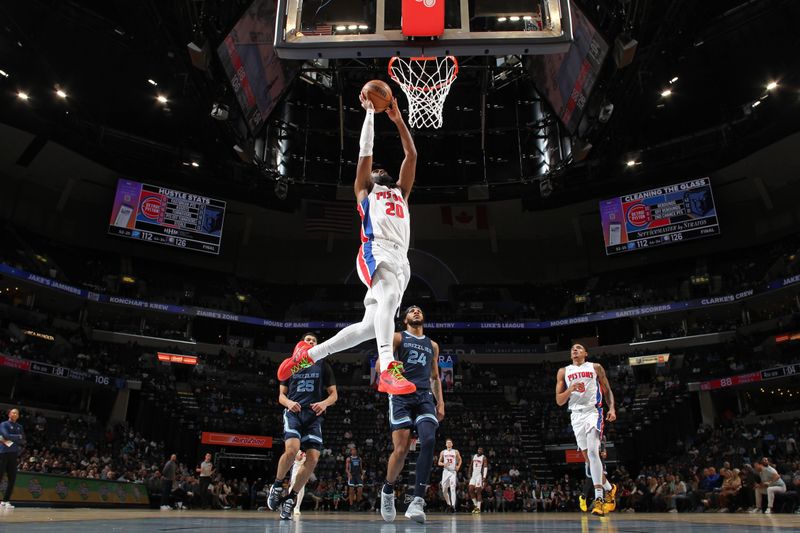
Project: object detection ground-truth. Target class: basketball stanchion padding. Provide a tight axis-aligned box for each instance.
[401,0,445,37]
[389,56,458,129]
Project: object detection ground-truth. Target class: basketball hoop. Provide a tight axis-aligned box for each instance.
[389,56,458,129]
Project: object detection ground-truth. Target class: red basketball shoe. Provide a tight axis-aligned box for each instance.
[378,361,417,395]
[277,341,314,381]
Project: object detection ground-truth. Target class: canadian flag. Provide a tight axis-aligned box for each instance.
[441,205,488,230]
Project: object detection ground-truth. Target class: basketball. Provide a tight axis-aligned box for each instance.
[362,79,393,112]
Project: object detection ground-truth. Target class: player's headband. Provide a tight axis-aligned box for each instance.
[403,305,423,317]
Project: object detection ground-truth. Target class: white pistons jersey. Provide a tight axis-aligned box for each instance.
[442,449,458,472]
[472,454,485,475]
[564,361,602,411]
[358,184,410,252]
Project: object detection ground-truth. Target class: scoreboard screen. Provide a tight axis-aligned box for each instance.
[599,177,720,255]
[108,179,226,255]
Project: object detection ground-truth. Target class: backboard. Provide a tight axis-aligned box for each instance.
[274,0,573,59]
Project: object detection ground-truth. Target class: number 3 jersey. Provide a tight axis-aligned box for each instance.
[396,331,434,391]
[281,360,336,407]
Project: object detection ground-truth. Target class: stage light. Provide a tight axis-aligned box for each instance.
[509,16,521,22]
[156,95,168,104]
[523,16,532,21]
[335,25,346,31]
[751,100,761,108]
[660,89,672,97]
[497,17,507,22]
[0,69,8,78]
[147,79,158,86]
[626,160,637,167]
[56,89,67,99]
[669,76,678,84]
[358,25,368,30]
[191,161,199,168]
[766,81,778,91]
[347,25,358,30]
[17,91,29,101]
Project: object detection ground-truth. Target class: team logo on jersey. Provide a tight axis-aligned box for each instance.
[415,0,437,7]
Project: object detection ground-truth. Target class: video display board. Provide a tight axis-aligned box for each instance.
[599,177,720,255]
[108,179,225,255]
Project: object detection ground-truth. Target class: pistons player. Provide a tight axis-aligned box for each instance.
[555,344,617,516]
[278,90,418,396]
[468,447,488,514]
[438,439,462,512]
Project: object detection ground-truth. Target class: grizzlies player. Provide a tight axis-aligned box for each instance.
[438,439,462,512]
[555,344,617,516]
[381,306,445,523]
[346,446,364,509]
[277,92,418,396]
[269,333,338,520]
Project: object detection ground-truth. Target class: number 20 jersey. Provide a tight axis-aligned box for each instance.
[358,183,410,253]
[396,331,434,391]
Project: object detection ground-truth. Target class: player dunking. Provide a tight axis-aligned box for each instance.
[380,306,445,523]
[438,438,462,512]
[468,447,488,513]
[269,333,338,520]
[277,91,418,396]
[555,344,617,516]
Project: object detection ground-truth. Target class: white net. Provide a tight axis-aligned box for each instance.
[388,56,458,129]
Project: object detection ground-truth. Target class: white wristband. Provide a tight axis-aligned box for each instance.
[359,110,375,157]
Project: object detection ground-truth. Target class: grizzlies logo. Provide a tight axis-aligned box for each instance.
[28,478,43,499]
[55,480,69,499]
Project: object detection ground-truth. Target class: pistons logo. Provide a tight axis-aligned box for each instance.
[626,203,651,227]
[140,197,163,220]
[415,0,436,6]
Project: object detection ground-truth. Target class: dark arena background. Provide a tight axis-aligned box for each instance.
[0,0,799,531]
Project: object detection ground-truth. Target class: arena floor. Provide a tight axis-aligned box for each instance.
[0,509,798,532]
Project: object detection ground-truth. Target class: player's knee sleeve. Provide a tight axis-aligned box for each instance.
[413,421,437,498]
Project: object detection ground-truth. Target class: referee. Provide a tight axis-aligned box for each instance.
[0,408,25,509]
[196,453,214,509]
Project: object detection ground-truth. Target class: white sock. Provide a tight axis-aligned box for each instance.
[594,488,604,500]
[307,305,376,362]
[477,501,481,510]
[603,480,612,491]
[472,498,477,506]
[450,486,456,508]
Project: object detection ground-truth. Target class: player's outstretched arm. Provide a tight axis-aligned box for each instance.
[355,92,375,202]
[594,364,616,421]
[385,98,417,201]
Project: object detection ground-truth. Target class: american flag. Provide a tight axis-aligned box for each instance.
[301,24,333,36]
[304,201,355,233]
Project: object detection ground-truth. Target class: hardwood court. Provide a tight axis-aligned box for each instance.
[1,509,798,532]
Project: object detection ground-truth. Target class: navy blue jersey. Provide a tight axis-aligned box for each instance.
[396,331,435,391]
[349,455,362,476]
[282,360,335,407]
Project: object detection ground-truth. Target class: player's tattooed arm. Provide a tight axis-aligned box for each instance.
[594,363,616,422]
[430,341,445,421]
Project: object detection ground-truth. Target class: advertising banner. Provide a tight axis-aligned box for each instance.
[3,472,148,506]
[201,431,273,448]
